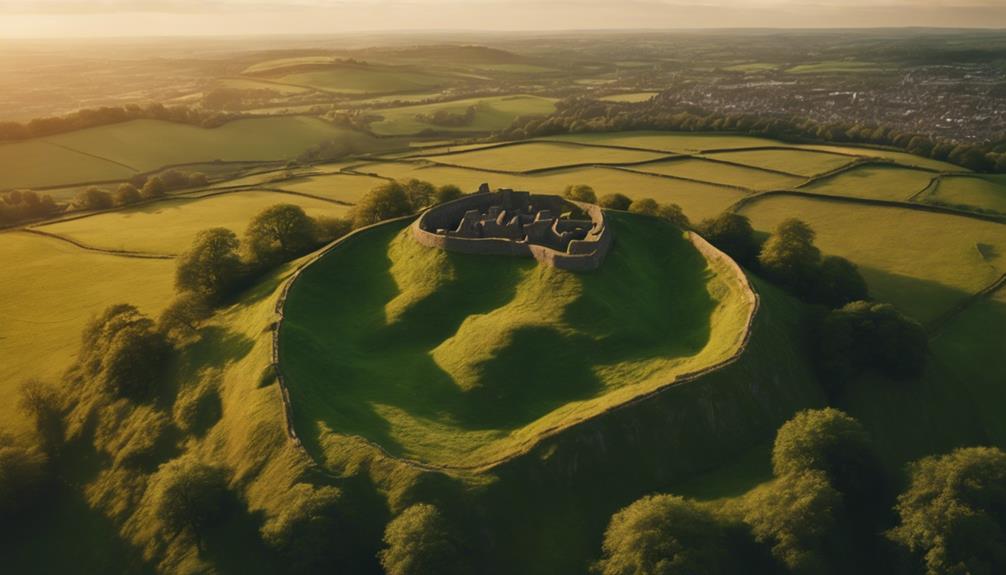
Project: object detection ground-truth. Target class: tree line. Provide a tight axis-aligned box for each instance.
[0,104,244,142]
[500,97,1006,173]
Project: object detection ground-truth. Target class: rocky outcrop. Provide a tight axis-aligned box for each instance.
[412,184,612,271]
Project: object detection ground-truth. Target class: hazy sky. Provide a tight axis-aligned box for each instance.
[1,0,1004,37]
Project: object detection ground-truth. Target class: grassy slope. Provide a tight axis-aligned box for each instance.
[277,65,453,94]
[279,212,754,468]
[420,141,669,172]
[274,173,389,204]
[545,131,784,153]
[925,174,1006,214]
[357,161,747,223]
[0,140,136,189]
[702,149,856,177]
[802,165,936,201]
[738,195,1006,323]
[796,144,966,172]
[368,95,556,135]
[631,158,805,190]
[0,231,175,434]
[37,190,351,255]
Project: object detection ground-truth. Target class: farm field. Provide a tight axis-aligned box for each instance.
[702,148,857,177]
[786,60,884,74]
[274,172,389,204]
[217,77,314,94]
[629,157,805,190]
[800,165,937,201]
[796,144,965,172]
[738,195,1006,323]
[599,92,659,102]
[0,140,135,190]
[36,190,351,255]
[275,63,455,94]
[923,174,1006,214]
[0,231,175,434]
[278,212,755,468]
[367,95,557,135]
[545,131,784,153]
[418,141,671,172]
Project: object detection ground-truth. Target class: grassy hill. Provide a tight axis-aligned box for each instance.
[278,212,756,469]
[367,95,556,136]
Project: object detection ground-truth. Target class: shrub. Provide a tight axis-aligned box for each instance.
[628,197,660,216]
[141,176,166,199]
[813,255,868,308]
[598,193,632,211]
[244,204,317,266]
[80,304,173,399]
[0,189,60,225]
[404,179,437,209]
[379,503,466,575]
[158,292,212,339]
[434,184,464,205]
[73,187,113,211]
[113,183,142,207]
[696,212,760,266]
[889,447,1006,575]
[564,184,598,204]
[657,203,690,228]
[352,182,413,228]
[758,218,821,297]
[17,379,64,456]
[153,455,230,546]
[596,494,744,575]
[175,228,243,302]
[816,301,928,385]
[314,216,353,243]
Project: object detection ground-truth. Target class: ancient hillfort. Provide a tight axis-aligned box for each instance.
[411,183,613,271]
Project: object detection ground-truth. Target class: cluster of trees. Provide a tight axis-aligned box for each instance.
[500,97,1006,173]
[415,105,480,128]
[72,171,208,211]
[596,408,1006,575]
[565,184,689,228]
[352,179,463,228]
[0,189,60,226]
[0,104,242,142]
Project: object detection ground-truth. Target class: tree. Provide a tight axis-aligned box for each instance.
[141,176,166,199]
[17,379,64,456]
[73,187,113,210]
[889,447,1006,575]
[564,184,598,204]
[758,218,821,296]
[379,504,466,575]
[598,193,633,211]
[657,203,690,228]
[244,204,317,266]
[817,301,928,384]
[813,256,868,308]
[314,216,353,243]
[80,304,173,399]
[262,484,346,574]
[113,183,142,207]
[153,455,230,549]
[596,494,744,575]
[628,197,660,216]
[175,228,243,301]
[696,212,760,266]
[352,182,413,228]
[158,292,212,339]
[404,179,437,209]
[772,409,880,502]
[434,184,464,205]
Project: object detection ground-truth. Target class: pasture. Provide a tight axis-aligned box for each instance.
[36,190,351,255]
[702,148,857,177]
[599,92,659,103]
[278,212,754,468]
[738,195,1006,323]
[923,174,1006,214]
[797,144,966,172]
[367,95,557,135]
[275,63,454,94]
[0,140,135,190]
[629,158,805,190]
[273,172,389,204]
[545,131,785,153]
[801,165,936,201]
[418,141,670,172]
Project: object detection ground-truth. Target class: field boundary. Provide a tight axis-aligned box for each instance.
[270,213,761,474]
[18,228,177,260]
[927,272,1006,336]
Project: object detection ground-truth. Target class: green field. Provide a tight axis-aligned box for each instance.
[358,161,748,223]
[545,131,785,153]
[419,141,669,172]
[702,149,857,177]
[218,77,314,94]
[0,140,136,189]
[279,212,755,468]
[738,195,1006,323]
[599,92,659,103]
[274,172,389,204]
[243,56,336,74]
[36,190,351,255]
[367,95,557,135]
[786,61,884,74]
[276,64,454,94]
[722,63,779,73]
[796,144,966,172]
[0,231,175,434]
[801,165,936,201]
[923,174,1006,214]
[629,158,805,190]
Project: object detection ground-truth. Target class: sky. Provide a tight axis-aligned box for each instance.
[0,0,1004,37]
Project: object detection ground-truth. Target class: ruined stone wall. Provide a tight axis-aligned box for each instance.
[412,189,612,271]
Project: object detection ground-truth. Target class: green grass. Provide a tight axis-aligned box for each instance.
[358,161,748,223]
[217,77,313,94]
[0,231,176,434]
[801,165,936,201]
[367,95,557,136]
[276,64,454,94]
[420,141,669,172]
[242,56,336,74]
[273,172,388,204]
[543,131,786,153]
[599,92,659,103]
[796,144,967,172]
[786,61,884,74]
[279,212,755,468]
[738,195,1006,323]
[629,158,805,191]
[722,63,779,73]
[37,190,351,255]
[923,175,1006,214]
[702,149,857,177]
[0,140,136,190]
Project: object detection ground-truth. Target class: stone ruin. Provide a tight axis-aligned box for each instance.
[411,183,612,271]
